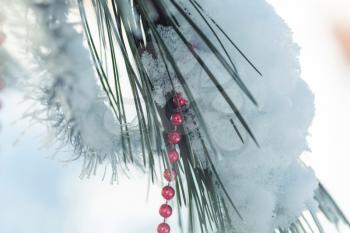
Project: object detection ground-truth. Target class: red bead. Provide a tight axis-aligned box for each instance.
[170,112,184,126]
[172,93,187,108]
[157,223,170,233]
[167,149,179,164]
[167,131,181,144]
[163,169,177,182]
[162,186,175,200]
[159,204,173,218]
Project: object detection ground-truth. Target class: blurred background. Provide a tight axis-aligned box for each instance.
[268,1,350,232]
[1,0,350,232]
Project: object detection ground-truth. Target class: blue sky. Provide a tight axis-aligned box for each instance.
[0,92,69,233]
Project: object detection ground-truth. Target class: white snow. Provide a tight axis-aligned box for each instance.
[141,0,319,232]
[1,0,134,179]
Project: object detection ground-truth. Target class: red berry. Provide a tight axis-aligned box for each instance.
[172,93,186,108]
[159,204,173,218]
[167,131,181,144]
[157,223,171,233]
[163,169,177,182]
[170,112,184,126]
[162,186,175,200]
[167,149,179,164]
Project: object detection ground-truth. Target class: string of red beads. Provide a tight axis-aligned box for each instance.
[157,93,187,233]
